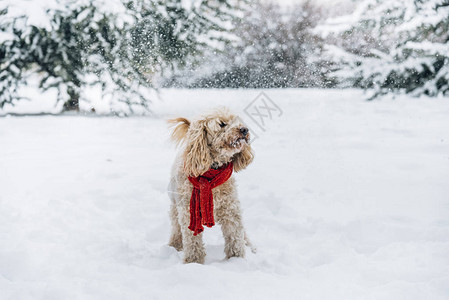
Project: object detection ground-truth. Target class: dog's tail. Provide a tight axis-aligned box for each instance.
[167,117,190,146]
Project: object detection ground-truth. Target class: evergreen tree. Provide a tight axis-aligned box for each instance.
[0,0,243,113]
[226,0,330,88]
[161,1,333,89]
[321,0,449,98]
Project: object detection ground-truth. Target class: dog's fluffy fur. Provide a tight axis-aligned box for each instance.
[167,108,255,264]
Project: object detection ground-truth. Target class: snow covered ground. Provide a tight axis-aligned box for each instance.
[1,89,449,300]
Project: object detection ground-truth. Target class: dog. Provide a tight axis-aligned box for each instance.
[167,107,255,264]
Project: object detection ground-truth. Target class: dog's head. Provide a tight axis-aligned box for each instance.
[168,107,254,177]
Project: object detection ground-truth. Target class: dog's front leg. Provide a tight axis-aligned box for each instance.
[181,229,206,264]
[181,230,206,264]
[220,210,246,259]
[177,205,206,264]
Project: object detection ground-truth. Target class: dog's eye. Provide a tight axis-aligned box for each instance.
[219,121,227,128]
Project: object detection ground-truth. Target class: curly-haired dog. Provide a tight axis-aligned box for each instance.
[167,108,255,264]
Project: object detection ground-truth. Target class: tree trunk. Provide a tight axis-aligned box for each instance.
[62,87,80,112]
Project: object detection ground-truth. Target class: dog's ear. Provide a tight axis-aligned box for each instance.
[233,144,254,172]
[183,121,212,177]
[168,117,190,146]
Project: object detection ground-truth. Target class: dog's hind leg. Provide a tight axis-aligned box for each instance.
[168,202,183,251]
[220,211,246,259]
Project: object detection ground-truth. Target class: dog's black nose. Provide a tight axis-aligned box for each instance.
[240,127,249,136]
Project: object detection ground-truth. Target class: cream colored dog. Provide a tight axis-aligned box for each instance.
[167,108,255,264]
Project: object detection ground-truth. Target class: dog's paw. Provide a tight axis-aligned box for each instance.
[183,255,205,264]
[183,250,206,264]
[225,245,246,259]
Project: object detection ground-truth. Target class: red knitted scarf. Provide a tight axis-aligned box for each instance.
[187,162,233,236]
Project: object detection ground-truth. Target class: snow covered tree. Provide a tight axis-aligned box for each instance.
[224,0,331,88]
[321,0,449,98]
[0,0,243,113]
[1,1,137,111]
[129,0,242,69]
[162,1,334,88]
